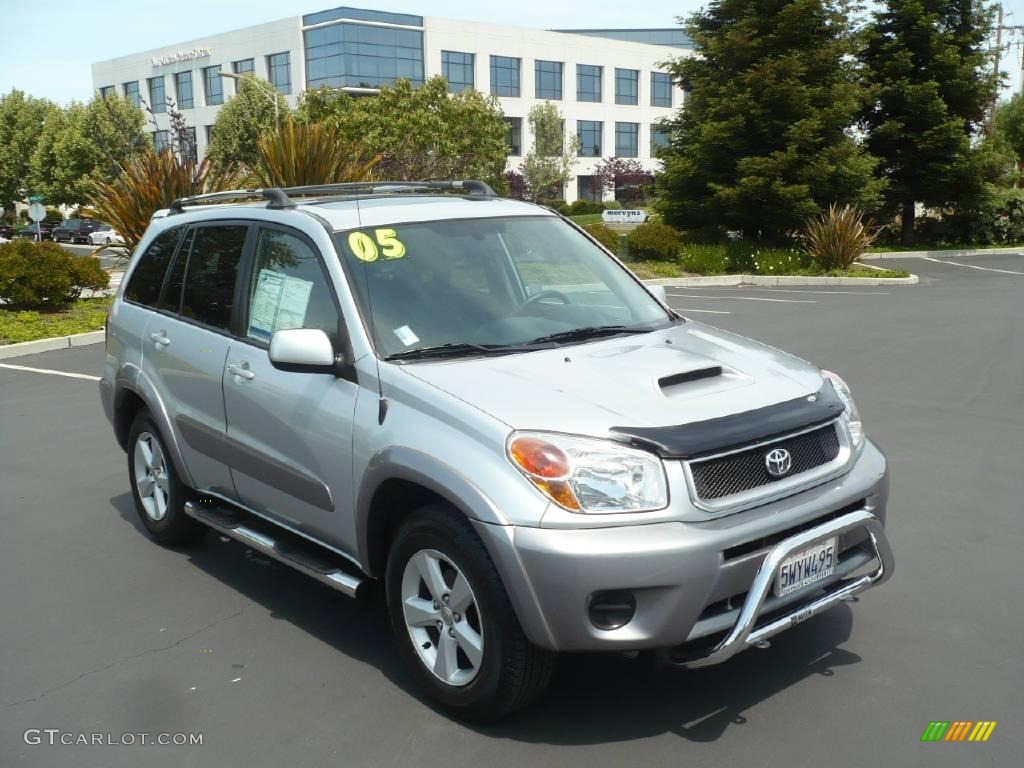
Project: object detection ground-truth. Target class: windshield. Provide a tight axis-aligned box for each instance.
[335,215,673,360]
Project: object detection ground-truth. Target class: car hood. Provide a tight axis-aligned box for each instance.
[398,321,825,436]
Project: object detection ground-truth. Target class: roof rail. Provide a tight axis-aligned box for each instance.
[167,179,496,215]
[169,188,294,214]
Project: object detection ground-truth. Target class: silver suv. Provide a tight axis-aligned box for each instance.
[100,181,893,720]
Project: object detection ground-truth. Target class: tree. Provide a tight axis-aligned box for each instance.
[297,77,509,190]
[656,0,884,242]
[519,101,579,201]
[0,90,59,212]
[29,94,148,206]
[206,76,290,176]
[861,0,1000,243]
[994,94,1024,171]
[592,157,654,204]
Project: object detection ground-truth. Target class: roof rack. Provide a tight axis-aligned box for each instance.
[168,179,496,215]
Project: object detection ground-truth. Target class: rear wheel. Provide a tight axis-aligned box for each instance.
[127,414,206,546]
[385,504,555,721]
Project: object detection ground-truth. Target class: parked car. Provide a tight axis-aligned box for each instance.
[15,221,57,241]
[0,223,15,240]
[52,217,101,244]
[88,225,125,246]
[100,180,894,721]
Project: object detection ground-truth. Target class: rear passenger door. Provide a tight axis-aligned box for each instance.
[222,225,360,554]
[141,221,251,498]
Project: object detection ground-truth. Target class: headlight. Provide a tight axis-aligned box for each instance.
[507,432,668,513]
[822,370,864,447]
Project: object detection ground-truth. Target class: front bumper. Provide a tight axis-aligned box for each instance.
[473,439,892,662]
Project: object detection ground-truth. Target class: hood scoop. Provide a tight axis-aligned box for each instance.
[658,366,722,392]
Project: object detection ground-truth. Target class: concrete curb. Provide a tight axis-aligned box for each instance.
[862,246,1023,260]
[643,272,918,287]
[0,330,105,360]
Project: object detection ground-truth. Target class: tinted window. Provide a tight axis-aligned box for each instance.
[124,227,184,307]
[245,229,340,346]
[156,229,193,313]
[180,225,247,330]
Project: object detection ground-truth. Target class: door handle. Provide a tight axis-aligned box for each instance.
[149,331,171,347]
[227,363,255,381]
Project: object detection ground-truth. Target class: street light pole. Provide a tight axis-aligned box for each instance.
[218,71,280,127]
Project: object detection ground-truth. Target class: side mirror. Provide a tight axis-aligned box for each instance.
[650,284,668,304]
[269,328,338,374]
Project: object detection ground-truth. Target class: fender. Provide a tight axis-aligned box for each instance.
[114,368,195,489]
[356,445,509,571]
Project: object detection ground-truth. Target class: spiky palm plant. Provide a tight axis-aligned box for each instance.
[252,118,381,188]
[86,149,239,257]
[803,204,879,270]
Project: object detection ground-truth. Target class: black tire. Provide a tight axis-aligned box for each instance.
[127,413,206,546]
[385,503,555,721]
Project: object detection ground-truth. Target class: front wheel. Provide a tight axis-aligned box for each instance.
[386,504,555,721]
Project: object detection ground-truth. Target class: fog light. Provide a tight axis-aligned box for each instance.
[588,590,637,631]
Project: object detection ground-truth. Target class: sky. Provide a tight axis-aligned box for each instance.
[1,0,1023,104]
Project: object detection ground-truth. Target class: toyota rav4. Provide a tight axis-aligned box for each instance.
[100,181,893,721]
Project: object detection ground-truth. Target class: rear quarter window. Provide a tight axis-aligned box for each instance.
[124,227,185,307]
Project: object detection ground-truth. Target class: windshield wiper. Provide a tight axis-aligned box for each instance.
[525,325,652,345]
[384,342,554,362]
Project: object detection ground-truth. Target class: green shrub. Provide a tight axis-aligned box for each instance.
[603,200,623,210]
[751,247,811,275]
[681,243,730,274]
[0,239,109,309]
[804,204,878,269]
[583,222,621,254]
[626,221,682,261]
[569,199,605,216]
[539,199,570,215]
[943,188,1024,245]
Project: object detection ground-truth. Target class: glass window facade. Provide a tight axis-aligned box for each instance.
[577,175,602,203]
[577,120,602,157]
[205,125,215,144]
[504,117,522,156]
[174,71,194,109]
[99,85,115,99]
[535,60,562,100]
[615,122,639,157]
[148,77,166,113]
[490,56,520,97]
[203,66,223,106]
[651,71,672,107]
[232,58,255,76]
[122,81,140,107]
[441,50,474,93]
[184,127,197,162]
[305,24,423,89]
[615,68,639,105]
[650,125,669,154]
[576,64,601,102]
[267,52,292,94]
[153,130,170,153]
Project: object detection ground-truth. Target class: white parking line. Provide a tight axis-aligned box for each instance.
[666,293,817,304]
[920,257,1024,275]
[0,363,100,381]
[676,308,732,314]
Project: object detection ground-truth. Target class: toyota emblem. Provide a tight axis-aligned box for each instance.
[765,448,792,477]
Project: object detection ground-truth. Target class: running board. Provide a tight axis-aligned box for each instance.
[184,500,365,598]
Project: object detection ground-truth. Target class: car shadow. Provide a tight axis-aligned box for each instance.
[112,493,861,745]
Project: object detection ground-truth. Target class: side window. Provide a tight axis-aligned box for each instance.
[155,228,193,313]
[124,227,183,307]
[245,229,340,346]
[180,225,248,330]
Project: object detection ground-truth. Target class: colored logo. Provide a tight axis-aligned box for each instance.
[920,721,997,742]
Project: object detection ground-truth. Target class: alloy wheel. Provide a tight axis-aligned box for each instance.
[401,549,484,687]
[133,431,170,521]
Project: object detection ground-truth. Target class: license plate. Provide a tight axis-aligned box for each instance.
[775,537,837,597]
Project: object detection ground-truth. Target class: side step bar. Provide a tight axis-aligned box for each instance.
[184,500,365,598]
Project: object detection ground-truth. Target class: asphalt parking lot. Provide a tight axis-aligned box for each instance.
[1,254,1021,767]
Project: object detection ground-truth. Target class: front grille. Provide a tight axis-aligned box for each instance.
[689,423,840,501]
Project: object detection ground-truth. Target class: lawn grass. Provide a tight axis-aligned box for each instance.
[619,260,910,280]
[0,297,112,345]
[567,213,604,226]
